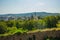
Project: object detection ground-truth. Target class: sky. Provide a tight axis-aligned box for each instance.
[0,0,60,14]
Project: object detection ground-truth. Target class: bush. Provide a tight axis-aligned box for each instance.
[0,22,7,34]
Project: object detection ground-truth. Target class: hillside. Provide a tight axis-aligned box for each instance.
[0,28,60,40]
[0,12,60,17]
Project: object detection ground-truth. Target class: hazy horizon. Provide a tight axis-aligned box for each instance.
[0,0,60,14]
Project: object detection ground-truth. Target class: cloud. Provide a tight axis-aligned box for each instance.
[36,2,45,6]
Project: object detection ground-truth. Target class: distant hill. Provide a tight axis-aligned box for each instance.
[0,12,60,17]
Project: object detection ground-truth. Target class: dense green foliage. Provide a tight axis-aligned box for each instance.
[44,35,60,40]
[0,15,60,34]
[0,22,7,34]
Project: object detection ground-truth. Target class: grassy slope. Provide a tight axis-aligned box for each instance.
[0,28,60,36]
[27,28,60,33]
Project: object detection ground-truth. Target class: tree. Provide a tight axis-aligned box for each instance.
[43,16,57,28]
[16,20,25,29]
[6,20,15,27]
[56,20,60,28]
[23,20,34,30]
[0,22,7,34]
[38,19,47,29]
[23,19,46,30]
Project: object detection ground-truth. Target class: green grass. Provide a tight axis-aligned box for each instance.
[0,28,28,36]
[0,28,60,37]
[27,28,60,33]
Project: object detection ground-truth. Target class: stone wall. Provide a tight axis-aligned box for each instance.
[0,30,60,40]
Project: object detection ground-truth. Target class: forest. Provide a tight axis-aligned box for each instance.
[0,15,60,36]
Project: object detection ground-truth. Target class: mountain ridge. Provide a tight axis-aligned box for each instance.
[0,12,60,17]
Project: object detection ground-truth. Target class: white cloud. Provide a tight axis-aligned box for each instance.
[36,2,45,6]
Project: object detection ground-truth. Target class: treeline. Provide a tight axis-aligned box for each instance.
[0,15,60,34]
